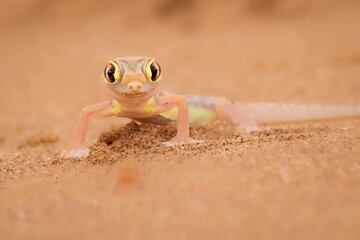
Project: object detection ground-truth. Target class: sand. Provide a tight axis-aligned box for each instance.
[1,0,360,239]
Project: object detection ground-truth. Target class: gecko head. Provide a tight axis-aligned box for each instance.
[103,57,161,97]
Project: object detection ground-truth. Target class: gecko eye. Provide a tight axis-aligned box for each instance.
[104,62,121,83]
[145,59,161,82]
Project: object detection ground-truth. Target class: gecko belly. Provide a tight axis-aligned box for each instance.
[160,96,217,124]
[134,95,218,125]
[134,106,217,125]
[159,106,216,124]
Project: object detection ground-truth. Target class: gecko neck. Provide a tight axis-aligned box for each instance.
[111,87,160,108]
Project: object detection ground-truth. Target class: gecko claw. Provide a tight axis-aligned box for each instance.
[67,147,90,158]
[162,137,203,147]
[238,125,259,134]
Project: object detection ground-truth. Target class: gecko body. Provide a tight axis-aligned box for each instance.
[69,56,360,157]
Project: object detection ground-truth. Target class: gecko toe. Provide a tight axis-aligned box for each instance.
[162,137,203,147]
[67,147,90,158]
[238,125,259,134]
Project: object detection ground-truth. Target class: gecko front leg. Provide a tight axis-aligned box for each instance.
[155,92,202,146]
[69,100,114,157]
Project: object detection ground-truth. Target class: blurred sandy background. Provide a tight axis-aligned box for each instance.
[0,0,360,239]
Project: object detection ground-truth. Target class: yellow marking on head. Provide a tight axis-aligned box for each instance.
[111,99,122,115]
[143,97,156,113]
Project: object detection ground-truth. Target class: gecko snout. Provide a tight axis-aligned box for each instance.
[127,81,143,92]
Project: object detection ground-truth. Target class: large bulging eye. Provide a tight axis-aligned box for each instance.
[104,62,121,83]
[145,59,161,82]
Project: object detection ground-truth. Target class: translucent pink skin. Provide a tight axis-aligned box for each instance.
[72,100,113,149]
[219,102,360,127]
[69,57,360,157]
[71,89,201,150]
[72,92,360,150]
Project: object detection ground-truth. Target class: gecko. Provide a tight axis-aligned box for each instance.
[69,56,360,157]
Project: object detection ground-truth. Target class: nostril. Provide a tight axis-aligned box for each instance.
[128,82,142,91]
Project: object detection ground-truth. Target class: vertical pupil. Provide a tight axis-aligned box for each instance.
[106,64,116,82]
[150,63,160,81]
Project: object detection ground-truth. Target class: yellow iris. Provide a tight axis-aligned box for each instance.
[109,60,122,83]
[144,58,161,82]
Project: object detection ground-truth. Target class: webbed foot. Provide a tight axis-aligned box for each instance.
[238,125,259,134]
[162,137,203,147]
[67,147,90,158]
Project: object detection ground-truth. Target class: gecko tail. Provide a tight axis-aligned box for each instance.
[229,103,360,125]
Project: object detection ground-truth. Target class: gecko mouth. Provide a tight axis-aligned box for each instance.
[120,91,150,97]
